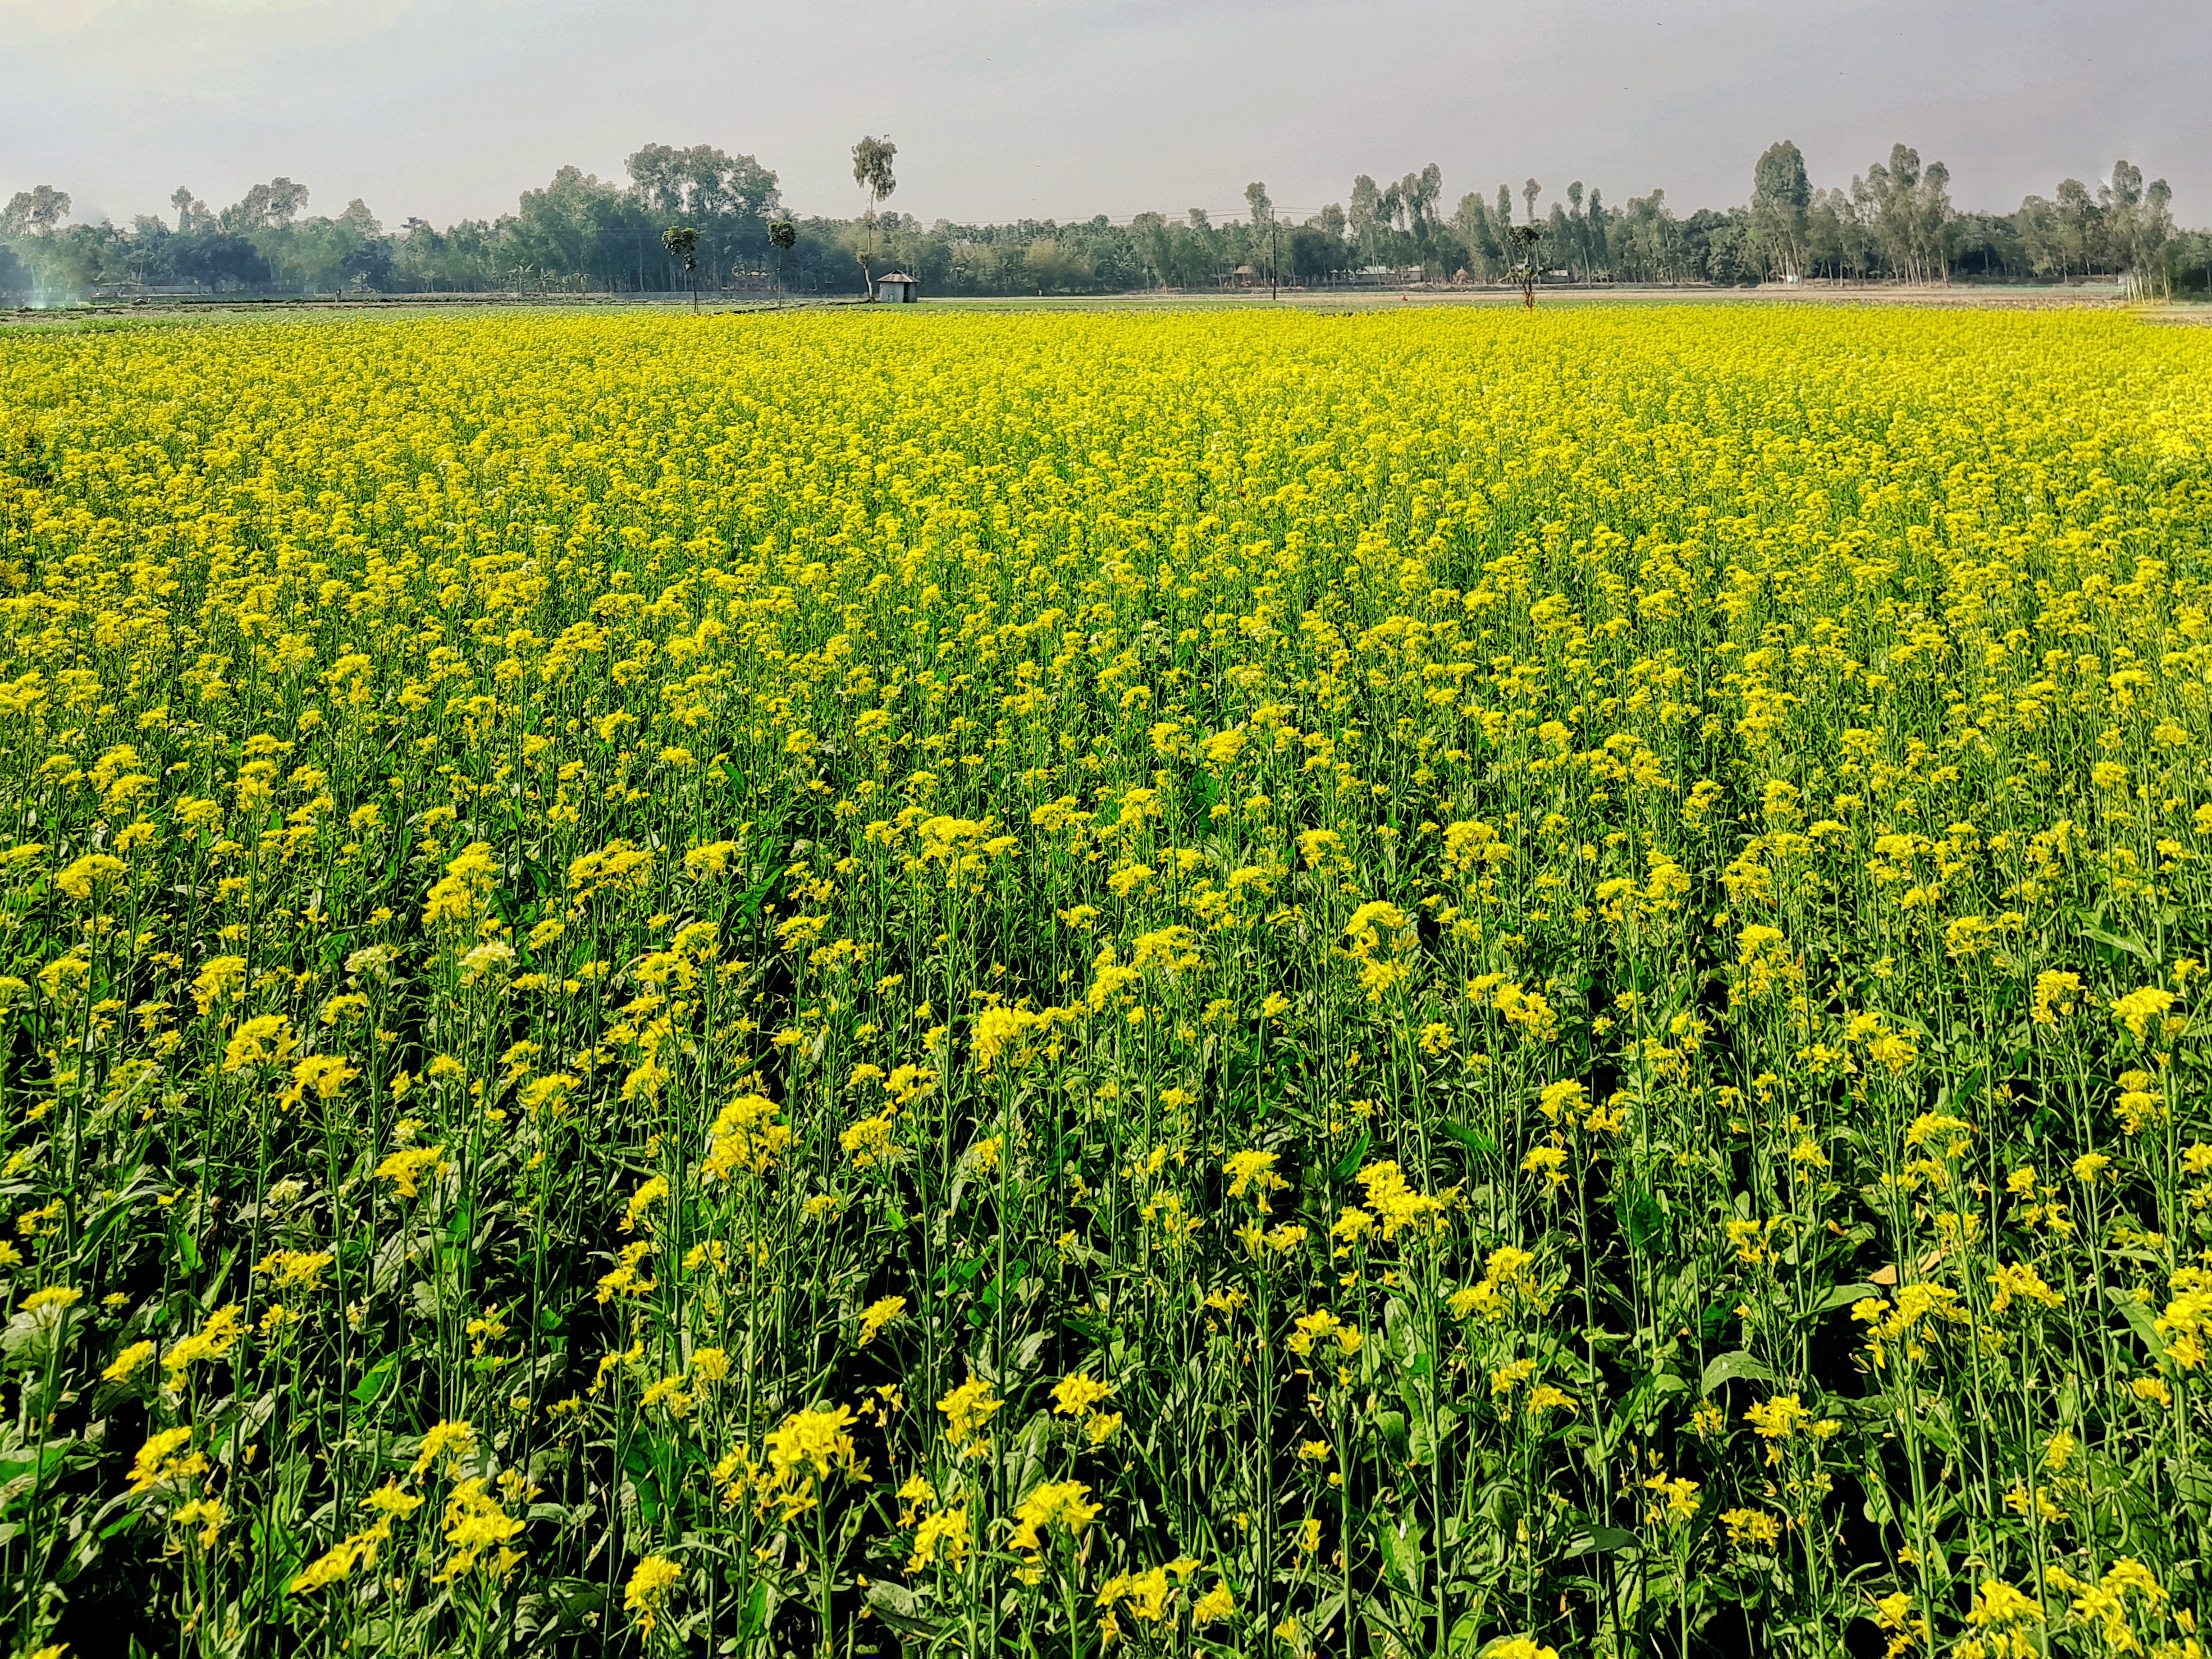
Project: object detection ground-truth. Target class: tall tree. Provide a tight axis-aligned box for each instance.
[1348,176,1382,264]
[1806,185,1868,278]
[852,135,897,298]
[512,165,648,292]
[1395,164,1442,240]
[2100,160,2176,296]
[2053,178,2099,278]
[1300,204,1350,285]
[1860,145,1950,282]
[1749,140,1812,278]
[625,143,780,288]
[170,186,212,234]
[1185,210,1219,285]
[221,178,309,233]
[1616,190,1684,282]
[1128,212,1170,289]
[1522,177,1542,225]
[2014,193,2064,280]
[1,186,71,237]
[2138,174,2178,297]
[1915,156,1955,281]
[1452,192,1501,280]
[1244,181,1277,296]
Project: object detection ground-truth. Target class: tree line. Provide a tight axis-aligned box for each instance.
[3,137,2205,303]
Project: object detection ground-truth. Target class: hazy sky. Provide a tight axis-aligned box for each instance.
[6,0,2207,230]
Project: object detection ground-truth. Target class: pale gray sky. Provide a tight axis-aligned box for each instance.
[5,0,2206,229]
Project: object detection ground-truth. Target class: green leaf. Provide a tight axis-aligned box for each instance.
[352,1352,400,1407]
[2110,1285,2167,1361]
[1617,1183,1665,1251]
[977,1257,1031,1314]
[1700,1350,1778,1393]
[1559,1526,1640,1557]
[524,1578,608,1639]
[1438,1119,1496,1160]
[729,841,787,928]
[866,1577,945,1637]
[1186,764,1219,814]
[1375,1409,1410,1462]
[1812,1282,1881,1315]
[1370,1513,1429,1596]
[2081,924,2156,967]
[2165,1457,2212,1510]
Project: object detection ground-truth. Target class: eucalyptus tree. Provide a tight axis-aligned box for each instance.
[852,135,897,297]
[1858,144,1953,282]
[1750,140,1812,278]
[1,185,72,237]
[2101,160,2177,298]
[1349,175,1383,265]
[1245,181,1278,296]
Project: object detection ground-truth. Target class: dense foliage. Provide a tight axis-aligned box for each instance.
[3,307,2212,1658]
[4,144,2209,303]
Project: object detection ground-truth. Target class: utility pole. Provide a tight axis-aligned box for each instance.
[1270,218,1279,300]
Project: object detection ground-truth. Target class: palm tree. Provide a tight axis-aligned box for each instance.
[767,220,797,307]
[661,225,701,312]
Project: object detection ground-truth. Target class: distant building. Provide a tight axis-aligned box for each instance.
[876,272,919,303]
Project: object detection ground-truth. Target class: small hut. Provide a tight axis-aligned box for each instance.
[876,272,919,303]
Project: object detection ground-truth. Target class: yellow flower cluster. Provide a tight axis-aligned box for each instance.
[6,304,2212,1657]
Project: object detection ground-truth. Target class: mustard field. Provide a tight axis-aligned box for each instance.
[4,305,2212,1658]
